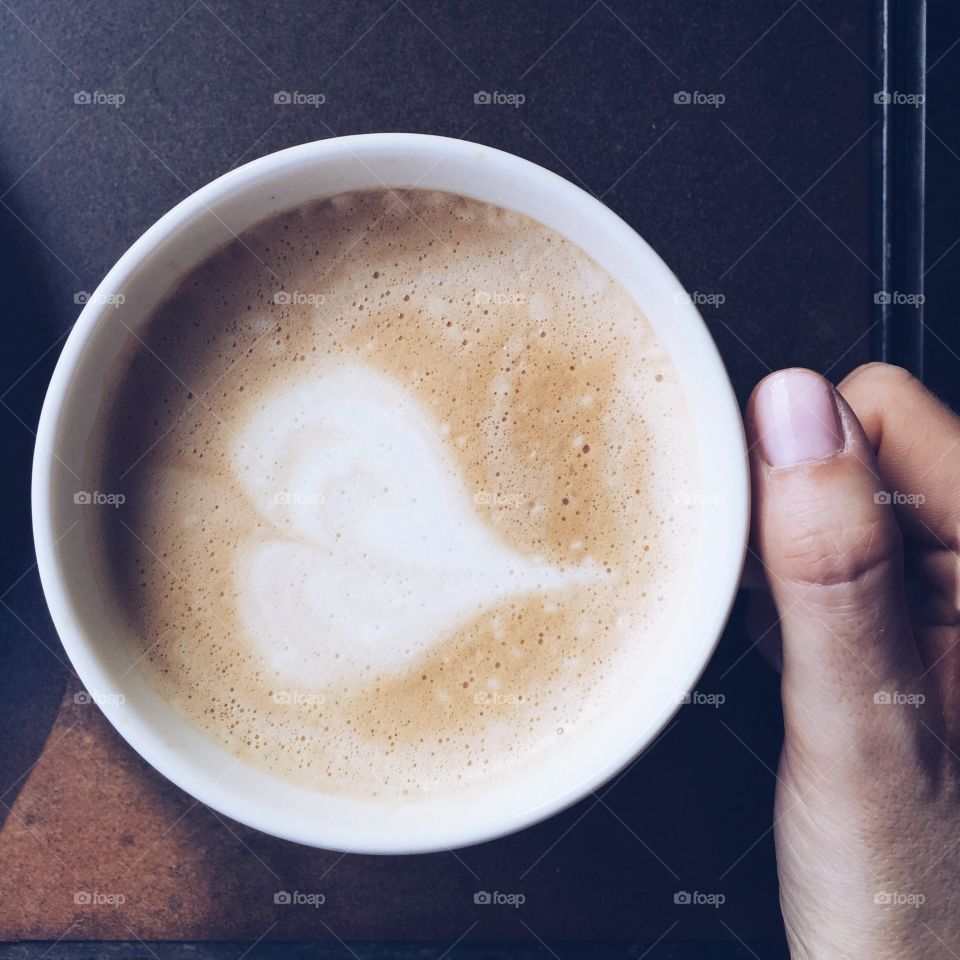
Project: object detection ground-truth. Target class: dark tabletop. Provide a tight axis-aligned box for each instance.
[0,0,935,955]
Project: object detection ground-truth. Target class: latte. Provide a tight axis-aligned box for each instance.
[89,189,698,799]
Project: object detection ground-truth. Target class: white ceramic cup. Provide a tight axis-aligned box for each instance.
[32,133,749,853]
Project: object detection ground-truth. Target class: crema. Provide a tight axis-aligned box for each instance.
[90,189,699,799]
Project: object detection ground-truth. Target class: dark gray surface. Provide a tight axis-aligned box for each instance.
[0,942,787,960]
[0,0,885,949]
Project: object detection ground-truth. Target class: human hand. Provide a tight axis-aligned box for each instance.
[745,363,960,959]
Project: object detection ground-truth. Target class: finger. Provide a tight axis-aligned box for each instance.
[747,368,930,765]
[903,542,960,733]
[838,362,960,550]
[913,627,960,733]
[904,541,960,630]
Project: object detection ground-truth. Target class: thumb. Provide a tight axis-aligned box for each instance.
[746,369,926,765]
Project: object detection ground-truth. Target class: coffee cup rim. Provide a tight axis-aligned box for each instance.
[32,133,749,852]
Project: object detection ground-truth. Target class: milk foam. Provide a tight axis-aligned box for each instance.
[91,188,700,799]
[232,363,605,683]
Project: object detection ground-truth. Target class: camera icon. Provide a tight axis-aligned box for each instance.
[874,92,892,105]
[674,91,691,104]
[74,91,92,105]
[273,290,292,304]
[274,91,292,104]
[274,891,292,904]
[474,91,492,105]
[874,491,892,505]
[74,291,91,305]
[74,491,92,505]
[874,891,892,904]
[474,891,492,904]
[874,690,892,704]
[874,291,892,305]
[674,891,692,904]
[73,691,92,704]
[74,891,92,904]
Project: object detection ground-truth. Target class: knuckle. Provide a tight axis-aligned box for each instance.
[775,513,902,589]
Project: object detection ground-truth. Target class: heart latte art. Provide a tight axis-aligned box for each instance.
[232,364,606,684]
[91,189,698,799]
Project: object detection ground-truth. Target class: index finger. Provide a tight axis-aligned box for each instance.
[838,362,960,550]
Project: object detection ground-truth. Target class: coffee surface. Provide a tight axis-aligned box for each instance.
[91,189,698,799]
